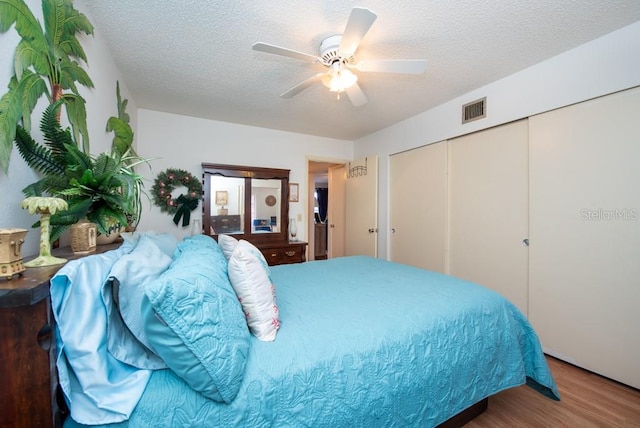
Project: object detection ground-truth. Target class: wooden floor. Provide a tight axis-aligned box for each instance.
[466,356,640,427]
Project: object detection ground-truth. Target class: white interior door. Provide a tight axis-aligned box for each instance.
[345,156,378,257]
[390,142,447,272]
[529,87,640,389]
[327,164,346,258]
[448,120,529,316]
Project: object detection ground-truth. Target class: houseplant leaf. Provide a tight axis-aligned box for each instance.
[0,73,45,172]
[18,70,49,132]
[0,81,23,173]
[61,93,90,152]
[106,116,134,155]
[14,38,50,80]
[14,124,64,177]
[49,196,93,241]
[0,0,95,174]
[0,0,44,44]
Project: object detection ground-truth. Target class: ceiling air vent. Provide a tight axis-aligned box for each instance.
[462,97,486,124]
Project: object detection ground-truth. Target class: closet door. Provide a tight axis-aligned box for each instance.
[529,88,640,389]
[390,142,447,272]
[448,120,529,315]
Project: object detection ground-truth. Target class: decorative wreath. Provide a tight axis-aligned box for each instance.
[151,168,202,226]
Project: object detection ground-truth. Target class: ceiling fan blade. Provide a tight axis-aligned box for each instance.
[355,59,428,75]
[345,82,368,107]
[280,73,325,98]
[338,7,377,57]
[253,42,320,63]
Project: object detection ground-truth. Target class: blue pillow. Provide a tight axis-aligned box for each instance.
[142,235,250,403]
[105,233,178,369]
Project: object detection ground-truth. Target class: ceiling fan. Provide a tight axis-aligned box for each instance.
[252,7,427,107]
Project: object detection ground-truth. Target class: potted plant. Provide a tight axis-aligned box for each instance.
[15,100,145,242]
[3,1,151,242]
[106,81,151,232]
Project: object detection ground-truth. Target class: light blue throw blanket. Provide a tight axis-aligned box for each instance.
[51,233,178,424]
[60,251,559,427]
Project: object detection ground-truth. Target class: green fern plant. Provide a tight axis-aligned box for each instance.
[15,101,135,241]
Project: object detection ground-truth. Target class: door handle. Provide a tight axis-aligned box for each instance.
[522,238,529,246]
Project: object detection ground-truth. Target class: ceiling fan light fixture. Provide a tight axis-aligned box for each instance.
[322,67,358,93]
[253,7,425,107]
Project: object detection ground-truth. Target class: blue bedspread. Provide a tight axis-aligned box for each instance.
[65,255,558,428]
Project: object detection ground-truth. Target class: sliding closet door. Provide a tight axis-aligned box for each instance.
[390,142,447,272]
[529,88,640,389]
[448,120,529,315]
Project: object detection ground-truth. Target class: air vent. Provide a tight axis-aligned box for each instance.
[462,97,486,124]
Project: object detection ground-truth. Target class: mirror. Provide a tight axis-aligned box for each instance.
[202,163,289,245]
[209,176,245,234]
[251,178,282,233]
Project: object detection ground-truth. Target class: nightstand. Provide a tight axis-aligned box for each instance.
[1,260,64,427]
[0,243,121,428]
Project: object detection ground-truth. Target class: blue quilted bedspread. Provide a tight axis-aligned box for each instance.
[66,256,558,428]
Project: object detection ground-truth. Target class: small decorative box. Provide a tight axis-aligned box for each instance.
[0,228,28,280]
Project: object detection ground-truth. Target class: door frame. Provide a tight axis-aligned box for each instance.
[307,157,348,260]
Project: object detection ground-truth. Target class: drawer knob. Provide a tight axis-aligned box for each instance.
[285,251,295,256]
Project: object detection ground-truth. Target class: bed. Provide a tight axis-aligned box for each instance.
[51,233,559,428]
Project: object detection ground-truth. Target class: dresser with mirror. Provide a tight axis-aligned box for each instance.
[202,163,306,265]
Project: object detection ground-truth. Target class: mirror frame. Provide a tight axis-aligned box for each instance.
[202,163,290,245]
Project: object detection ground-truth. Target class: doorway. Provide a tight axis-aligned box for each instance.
[308,160,345,260]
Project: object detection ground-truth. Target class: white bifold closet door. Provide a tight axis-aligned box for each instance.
[529,87,640,389]
[447,120,530,316]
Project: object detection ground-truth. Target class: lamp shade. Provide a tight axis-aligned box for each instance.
[322,67,358,93]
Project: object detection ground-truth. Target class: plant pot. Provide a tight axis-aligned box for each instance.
[96,228,122,245]
[70,220,97,254]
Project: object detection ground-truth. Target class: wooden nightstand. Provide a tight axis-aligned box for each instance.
[1,260,65,428]
[0,243,121,428]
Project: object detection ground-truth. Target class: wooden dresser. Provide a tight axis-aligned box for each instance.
[258,241,307,266]
[0,243,120,428]
[210,215,241,234]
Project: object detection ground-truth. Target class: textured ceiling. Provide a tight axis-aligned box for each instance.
[82,1,640,141]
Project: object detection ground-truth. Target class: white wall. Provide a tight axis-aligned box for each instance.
[0,0,136,257]
[355,21,640,260]
[4,4,637,258]
[135,109,352,242]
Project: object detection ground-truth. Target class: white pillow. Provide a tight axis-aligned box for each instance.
[227,240,280,341]
[218,234,239,260]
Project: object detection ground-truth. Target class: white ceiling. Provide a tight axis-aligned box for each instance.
[83,1,640,141]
